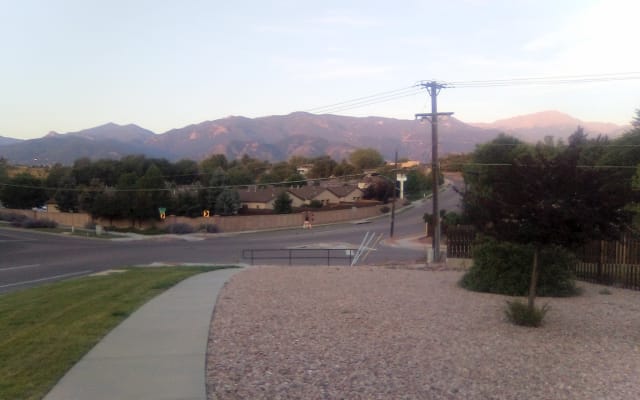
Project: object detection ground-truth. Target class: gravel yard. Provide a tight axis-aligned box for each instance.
[206,266,640,400]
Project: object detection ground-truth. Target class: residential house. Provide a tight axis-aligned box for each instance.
[238,187,282,210]
[288,186,339,206]
[295,164,314,177]
[326,185,363,203]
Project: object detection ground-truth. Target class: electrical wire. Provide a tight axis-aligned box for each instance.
[446,72,640,88]
[304,85,422,114]
[304,72,640,115]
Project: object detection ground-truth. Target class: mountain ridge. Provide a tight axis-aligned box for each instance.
[0,111,629,165]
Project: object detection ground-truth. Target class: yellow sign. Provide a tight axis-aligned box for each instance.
[203,210,210,218]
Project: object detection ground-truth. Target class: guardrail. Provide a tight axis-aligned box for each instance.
[242,248,358,266]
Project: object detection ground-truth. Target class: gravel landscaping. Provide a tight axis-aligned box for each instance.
[206,266,640,400]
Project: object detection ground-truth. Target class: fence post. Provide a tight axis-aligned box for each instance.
[597,240,603,283]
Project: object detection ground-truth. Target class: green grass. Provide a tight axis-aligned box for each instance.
[0,266,232,400]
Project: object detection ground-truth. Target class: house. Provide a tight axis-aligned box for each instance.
[326,185,364,203]
[288,186,339,206]
[295,164,314,177]
[387,160,421,169]
[238,187,282,210]
[239,184,364,210]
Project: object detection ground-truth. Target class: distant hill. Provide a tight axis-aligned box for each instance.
[0,123,172,165]
[0,136,22,147]
[0,111,628,165]
[144,112,501,163]
[471,111,628,142]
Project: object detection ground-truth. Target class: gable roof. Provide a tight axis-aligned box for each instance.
[287,186,330,201]
[238,187,286,203]
[326,185,362,198]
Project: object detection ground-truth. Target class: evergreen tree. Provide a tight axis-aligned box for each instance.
[273,190,293,214]
[215,189,240,216]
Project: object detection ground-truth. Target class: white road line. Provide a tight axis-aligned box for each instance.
[0,264,42,271]
[0,270,92,289]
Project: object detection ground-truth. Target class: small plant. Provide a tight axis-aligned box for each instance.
[309,199,323,209]
[200,223,218,233]
[599,288,612,295]
[164,223,196,234]
[13,217,58,229]
[380,205,390,214]
[504,300,549,327]
[0,211,27,224]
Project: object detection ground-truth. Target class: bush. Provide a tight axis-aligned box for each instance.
[460,237,579,297]
[309,200,323,209]
[164,223,195,234]
[0,211,27,224]
[380,205,390,214]
[505,300,549,327]
[13,217,58,229]
[199,223,218,233]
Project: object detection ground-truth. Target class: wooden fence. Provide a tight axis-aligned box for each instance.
[574,235,640,290]
[445,226,476,258]
[445,227,640,291]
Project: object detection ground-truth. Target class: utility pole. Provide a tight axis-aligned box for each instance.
[390,150,398,238]
[416,81,453,263]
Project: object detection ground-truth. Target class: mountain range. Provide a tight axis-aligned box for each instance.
[0,111,630,166]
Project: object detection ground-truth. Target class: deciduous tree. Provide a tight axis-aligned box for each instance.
[349,148,385,171]
[464,144,630,311]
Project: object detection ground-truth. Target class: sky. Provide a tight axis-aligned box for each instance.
[1,0,639,139]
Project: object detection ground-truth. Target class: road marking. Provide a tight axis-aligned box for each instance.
[0,270,92,289]
[0,264,41,271]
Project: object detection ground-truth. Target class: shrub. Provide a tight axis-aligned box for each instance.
[505,300,549,327]
[380,205,390,214]
[460,237,579,297]
[15,218,58,229]
[309,200,323,209]
[84,221,97,230]
[199,223,218,233]
[0,212,27,224]
[164,223,195,234]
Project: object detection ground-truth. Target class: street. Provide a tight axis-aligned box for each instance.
[0,180,462,293]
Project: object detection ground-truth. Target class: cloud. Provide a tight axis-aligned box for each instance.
[272,57,393,80]
[312,15,381,28]
[523,0,640,72]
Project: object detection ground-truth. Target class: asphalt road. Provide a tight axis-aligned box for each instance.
[0,180,462,294]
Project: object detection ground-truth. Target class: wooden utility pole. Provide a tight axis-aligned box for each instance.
[416,81,453,262]
[390,150,398,238]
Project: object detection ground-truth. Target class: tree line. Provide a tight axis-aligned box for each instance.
[0,148,435,223]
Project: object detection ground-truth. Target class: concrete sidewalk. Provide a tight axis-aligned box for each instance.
[44,267,242,400]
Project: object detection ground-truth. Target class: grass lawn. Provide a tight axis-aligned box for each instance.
[0,266,232,400]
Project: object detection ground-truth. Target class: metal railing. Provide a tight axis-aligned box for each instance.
[242,248,359,266]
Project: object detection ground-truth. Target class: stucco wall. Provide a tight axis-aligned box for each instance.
[2,203,388,233]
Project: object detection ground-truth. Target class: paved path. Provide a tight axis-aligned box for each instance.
[44,267,242,400]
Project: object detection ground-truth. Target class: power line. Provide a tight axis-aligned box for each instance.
[303,72,640,116]
[306,85,422,114]
[447,72,640,88]
[0,172,373,194]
